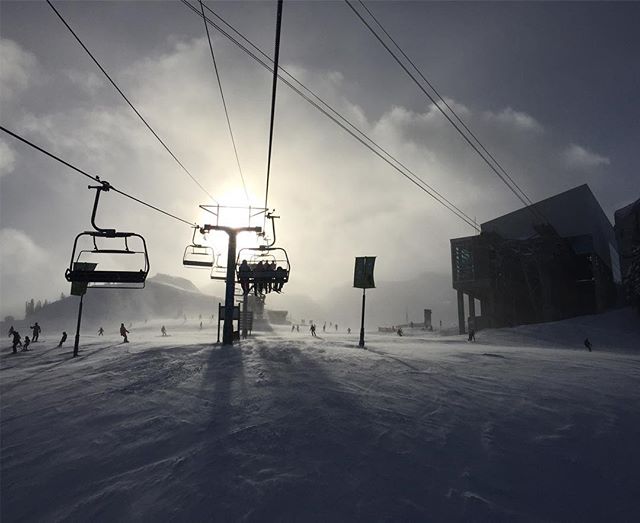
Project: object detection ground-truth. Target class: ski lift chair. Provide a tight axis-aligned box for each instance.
[183,227,214,268]
[236,246,290,294]
[64,182,150,289]
[65,232,150,289]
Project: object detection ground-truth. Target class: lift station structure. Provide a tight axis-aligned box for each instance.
[451,184,620,333]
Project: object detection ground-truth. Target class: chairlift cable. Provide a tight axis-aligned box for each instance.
[198,0,250,204]
[356,0,536,208]
[0,125,195,227]
[344,0,545,223]
[182,0,479,230]
[263,0,284,222]
[45,0,219,204]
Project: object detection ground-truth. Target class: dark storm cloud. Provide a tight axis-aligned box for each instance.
[1,1,637,316]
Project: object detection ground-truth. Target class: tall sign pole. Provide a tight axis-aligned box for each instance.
[70,262,96,357]
[354,256,376,349]
[359,288,366,348]
[73,293,84,357]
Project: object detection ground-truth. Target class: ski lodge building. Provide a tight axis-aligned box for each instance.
[450,184,621,333]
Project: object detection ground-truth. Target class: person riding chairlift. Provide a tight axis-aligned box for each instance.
[238,259,251,295]
[254,261,266,295]
[274,266,287,292]
[266,261,277,292]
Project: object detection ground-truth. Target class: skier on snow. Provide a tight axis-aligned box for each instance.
[30,322,41,342]
[120,323,129,343]
[11,330,22,353]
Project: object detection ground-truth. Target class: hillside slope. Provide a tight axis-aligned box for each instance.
[3,274,220,331]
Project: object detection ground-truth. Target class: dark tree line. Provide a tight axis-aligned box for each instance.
[24,293,65,317]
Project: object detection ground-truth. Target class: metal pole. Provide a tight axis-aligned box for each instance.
[222,232,237,345]
[242,291,249,339]
[73,293,84,357]
[457,290,466,335]
[358,288,366,348]
[217,302,221,344]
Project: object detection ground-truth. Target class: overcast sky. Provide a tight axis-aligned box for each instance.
[1,1,638,318]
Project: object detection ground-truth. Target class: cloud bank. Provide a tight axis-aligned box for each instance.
[0,35,616,317]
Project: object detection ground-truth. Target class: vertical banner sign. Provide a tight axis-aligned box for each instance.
[69,262,96,357]
[353,256,376,289]
[354,256,376,348]
[70,262,97,296]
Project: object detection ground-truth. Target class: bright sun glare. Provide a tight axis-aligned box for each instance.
[197,189,267,266]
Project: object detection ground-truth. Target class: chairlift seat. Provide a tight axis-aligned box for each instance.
[66,231,150,288]
[183,243,215,269]
[236,247,290,294]
[66,269,147,284]
[184,259,215,268]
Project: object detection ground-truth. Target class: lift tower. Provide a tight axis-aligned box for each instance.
[201,224,261,345]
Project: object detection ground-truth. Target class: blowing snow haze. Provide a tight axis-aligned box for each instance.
[1,1,639,319]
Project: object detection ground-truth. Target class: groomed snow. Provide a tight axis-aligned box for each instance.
[2,316,640,521]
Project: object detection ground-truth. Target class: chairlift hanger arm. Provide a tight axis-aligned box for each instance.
[263,212,279,248]
[89,183,117,235]
[200,224,262,235]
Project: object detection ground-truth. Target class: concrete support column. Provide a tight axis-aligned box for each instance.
[457,290,466,335]
[468,294,476,331]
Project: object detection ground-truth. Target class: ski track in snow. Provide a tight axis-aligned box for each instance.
[1,320,640,522]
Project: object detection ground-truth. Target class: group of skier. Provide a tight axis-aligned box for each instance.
[6,321,133,353]
[237,259,288,296]
[8,322,42,354]
[302,322,350,337]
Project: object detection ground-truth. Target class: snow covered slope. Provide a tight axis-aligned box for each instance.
[477,307,640,352]
[1,315,639,521]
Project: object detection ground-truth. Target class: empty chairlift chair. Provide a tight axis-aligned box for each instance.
[183,227,215,268]
[65,183,150,289]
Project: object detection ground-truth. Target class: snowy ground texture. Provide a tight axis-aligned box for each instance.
[2,311,640,522]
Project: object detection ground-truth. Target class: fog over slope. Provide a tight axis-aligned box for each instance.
[2,274,220,331]
[201,271,457,329]
[6,271,457,336]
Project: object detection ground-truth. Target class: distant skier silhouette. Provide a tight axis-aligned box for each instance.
[161,325,167,337]
[310,324,317,337]
[347,328,351,334]
[11,330,22,353]
[58,331,67,348]
[30,322,41,342]
[98,327,104,336]
[23,336,31,351]
[120,323,129,343]
[468,328,476,342]
[584,338,592,352]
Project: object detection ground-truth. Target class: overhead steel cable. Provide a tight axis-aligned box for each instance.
[46,0,218,204]
[344,0,545,222]
[263,0,284,215]
[195,1,477,227]
[181,0,479,230]
[198,0,250,203]
[1,125,195,227]
[356,0,536,208]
